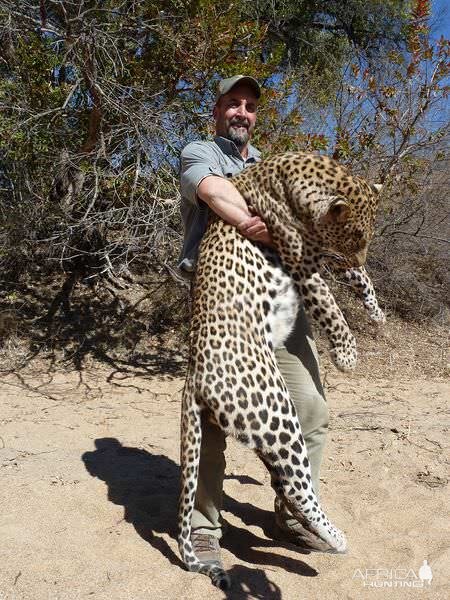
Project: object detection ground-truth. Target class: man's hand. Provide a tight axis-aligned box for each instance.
[238,215,274,247]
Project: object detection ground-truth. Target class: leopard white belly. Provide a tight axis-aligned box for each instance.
[264,258,299,350]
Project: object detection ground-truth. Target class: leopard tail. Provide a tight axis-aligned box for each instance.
[177,379,231,590]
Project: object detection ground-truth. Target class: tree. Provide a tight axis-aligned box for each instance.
[0,0,447,344]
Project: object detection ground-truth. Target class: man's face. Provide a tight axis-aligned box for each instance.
[213,84,258,150]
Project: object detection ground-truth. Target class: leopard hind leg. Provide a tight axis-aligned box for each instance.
[205,391,347,553]
[177,382,231,591]
[254,427,347,554]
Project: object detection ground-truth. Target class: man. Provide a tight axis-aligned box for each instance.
[179,75,330,567]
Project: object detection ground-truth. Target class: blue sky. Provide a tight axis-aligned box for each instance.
[432,0,450,39]
[431,0,450,117]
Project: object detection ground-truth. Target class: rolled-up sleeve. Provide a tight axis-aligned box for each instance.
[180,142,224,206]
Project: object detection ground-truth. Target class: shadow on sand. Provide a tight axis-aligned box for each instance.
[82,438,318,597]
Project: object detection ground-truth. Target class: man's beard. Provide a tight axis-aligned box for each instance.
[225,118,252,149]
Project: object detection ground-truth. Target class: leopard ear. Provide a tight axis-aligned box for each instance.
[372,183,382,193]
[321,198,350,224]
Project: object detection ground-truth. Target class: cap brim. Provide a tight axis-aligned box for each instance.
[233,77,261,98]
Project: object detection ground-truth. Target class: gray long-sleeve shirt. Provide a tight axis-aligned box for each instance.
[178,136,261,272]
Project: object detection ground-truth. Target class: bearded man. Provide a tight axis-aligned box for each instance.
[178,75,331,570]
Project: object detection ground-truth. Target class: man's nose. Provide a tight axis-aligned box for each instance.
[235,103,246,116]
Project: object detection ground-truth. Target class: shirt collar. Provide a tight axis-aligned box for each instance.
[214,136,261,161]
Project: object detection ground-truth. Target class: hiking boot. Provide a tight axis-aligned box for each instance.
[274,498,338,553]
[273,518,337,553]
[191,532,223,566]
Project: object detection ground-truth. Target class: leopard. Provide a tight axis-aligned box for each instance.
[343,266,385,324]
[288,262,385,369]
[178,152,381,590]
[303,264,385,362]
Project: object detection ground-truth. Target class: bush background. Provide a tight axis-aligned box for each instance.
[0,0,448,368]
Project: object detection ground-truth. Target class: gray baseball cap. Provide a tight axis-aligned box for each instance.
[215,75,261,102]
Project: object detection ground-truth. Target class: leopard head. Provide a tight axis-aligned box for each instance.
[275,154,381,268]
[312,183,380,268]
[233,152,381,269]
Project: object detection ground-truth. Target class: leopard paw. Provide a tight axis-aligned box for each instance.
[330,344,357,372]
[368,306,386,324]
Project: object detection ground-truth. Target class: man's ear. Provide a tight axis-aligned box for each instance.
[320,198,350,224]
[371,183,382,193]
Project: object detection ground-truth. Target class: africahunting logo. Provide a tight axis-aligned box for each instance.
[353,560,433,588]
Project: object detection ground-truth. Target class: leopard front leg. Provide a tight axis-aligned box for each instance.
[300,270,357,372]
[344,267,386,324]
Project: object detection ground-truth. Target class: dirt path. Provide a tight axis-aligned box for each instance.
[0,364,448,600]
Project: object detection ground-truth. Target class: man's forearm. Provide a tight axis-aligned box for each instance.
[197,175,250,226]
[197,174,273,246]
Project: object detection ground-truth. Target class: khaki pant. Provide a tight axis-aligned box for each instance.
[191,305,329,538]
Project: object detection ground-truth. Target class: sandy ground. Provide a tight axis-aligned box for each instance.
[0,355,449,600]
